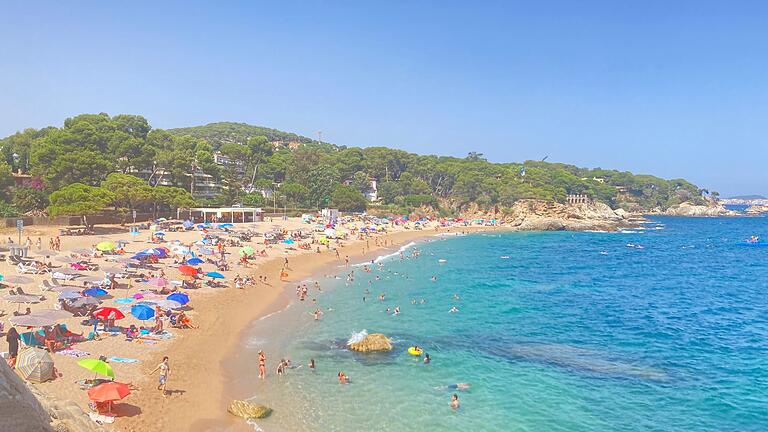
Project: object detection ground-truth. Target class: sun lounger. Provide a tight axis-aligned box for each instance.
[17,262,48,274]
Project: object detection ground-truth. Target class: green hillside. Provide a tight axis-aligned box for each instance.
[167,122,313,149]
[0,113,712,217]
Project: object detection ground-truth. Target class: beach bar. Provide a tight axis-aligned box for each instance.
[178,207,264,223]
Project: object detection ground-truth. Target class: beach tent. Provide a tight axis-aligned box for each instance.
[16,348,55,383]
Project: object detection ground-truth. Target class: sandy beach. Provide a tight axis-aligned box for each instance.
[0,216,499,431]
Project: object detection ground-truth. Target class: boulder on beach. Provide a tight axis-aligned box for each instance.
[227,400,272,419]
[347,332,393,352]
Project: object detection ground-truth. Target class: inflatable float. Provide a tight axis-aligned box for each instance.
[407,347,423,356]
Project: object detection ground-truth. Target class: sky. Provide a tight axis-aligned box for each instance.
[1,1,767,196]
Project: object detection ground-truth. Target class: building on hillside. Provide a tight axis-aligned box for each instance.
[214,152,245,176]
[342,177,379,202]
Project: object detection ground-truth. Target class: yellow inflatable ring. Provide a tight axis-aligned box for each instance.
[408,347,423,356]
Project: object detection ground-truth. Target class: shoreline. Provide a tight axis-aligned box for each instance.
[119,226,502,431]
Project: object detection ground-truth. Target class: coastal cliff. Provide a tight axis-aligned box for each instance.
[459,200,636,231]
[745,204,768,215]
[662,202,737,217]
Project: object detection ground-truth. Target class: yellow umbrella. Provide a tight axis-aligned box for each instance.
[96,241,117,252]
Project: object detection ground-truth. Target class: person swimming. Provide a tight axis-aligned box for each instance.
[448,383,471,390]
[450,393,460,409]
[424,353,431,364]
[449,306,459,313]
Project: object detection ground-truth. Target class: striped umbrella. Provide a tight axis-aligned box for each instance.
[15,348,55,383]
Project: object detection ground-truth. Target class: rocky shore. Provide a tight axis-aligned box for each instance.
[1,361,104,432]
[745,204,768,215]
[661,202,738,217]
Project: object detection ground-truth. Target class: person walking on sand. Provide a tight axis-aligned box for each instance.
[150,356,170,397]
[258,350,266,379]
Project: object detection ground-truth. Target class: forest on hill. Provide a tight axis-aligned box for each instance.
[0,113,710,219]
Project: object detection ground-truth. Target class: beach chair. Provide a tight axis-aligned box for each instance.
[40,280,56,291]
[17,262,44,274]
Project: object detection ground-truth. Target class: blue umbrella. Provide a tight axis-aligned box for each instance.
[218,223,234,228]
[183,220,194,229]
[187,257,204,265]
[166,292,189,305]
[83,288,108,297]
[131,304,155,320]
[283,239,295,245]
[205,271,224,279]
[131,253,149,260]
[154,232,166,236]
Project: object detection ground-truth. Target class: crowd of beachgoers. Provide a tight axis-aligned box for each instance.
[0,213,469,429]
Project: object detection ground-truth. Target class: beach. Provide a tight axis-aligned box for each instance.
[0,216,498,431]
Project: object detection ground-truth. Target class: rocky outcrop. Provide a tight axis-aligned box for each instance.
[0,360,52,431]
[228,400,272,419]
[745,204,768,215]
[494,200,633,232]
[347,333,393,352]
[664,202,737,217]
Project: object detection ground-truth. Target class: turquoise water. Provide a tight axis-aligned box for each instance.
[236,217,768,432]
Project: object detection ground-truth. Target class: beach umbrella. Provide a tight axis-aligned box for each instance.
[9,314,58,327]
[130,304,155,321]
[324,228,336,237]
[218,223,234,229]
[77,358,115,378]
[34,249,58,257]
[93,307,125,320]
[154,299,182,310]
[82,276,107,285]
[166,292,189,305]
[239,246,254,256]
[4,275,34,284]
[87,381,130,403]
[283,239,295,245]
[130,253,149,260]
[205,271,224,279]
[51,285,80,293]
[145,277,169,288]
[154,232,166,236]
[187,257,204,265]
[71,297,100,307]
[83,288,108,297]
[183,220,194,229]
[30,309,72,321]
[3,294,40,304]
[58,291,82,300]
[16,348,55,383]
[55,256,76,263]
[96,242,117,252]
[114,297,134,305]
[178,265,198,277]
[129,230,140,236]
[101,267,125,275]
[198,247,214,255]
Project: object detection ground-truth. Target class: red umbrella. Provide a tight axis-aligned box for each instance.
[178,265,198,277]
[87,381,130,402]
[93,307,126,320]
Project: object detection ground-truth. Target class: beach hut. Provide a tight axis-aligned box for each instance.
[15,348,55,383]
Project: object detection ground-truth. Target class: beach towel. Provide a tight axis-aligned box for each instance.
[109,357,138,363]
[88,412,115,424]
[57,349,90,358]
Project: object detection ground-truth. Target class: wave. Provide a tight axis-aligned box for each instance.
[351,241,417,266]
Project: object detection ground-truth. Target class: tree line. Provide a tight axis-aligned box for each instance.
[0,113,709,218]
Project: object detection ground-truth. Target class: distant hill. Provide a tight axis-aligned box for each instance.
[726,194,766,200]
[167,122,314,149]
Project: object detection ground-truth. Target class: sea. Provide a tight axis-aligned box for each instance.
[227,216,768,432]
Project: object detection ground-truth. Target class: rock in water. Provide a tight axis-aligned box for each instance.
[227,400,272,419]
[347,333,393,352]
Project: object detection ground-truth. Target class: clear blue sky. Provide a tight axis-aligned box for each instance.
[1,1,767,196]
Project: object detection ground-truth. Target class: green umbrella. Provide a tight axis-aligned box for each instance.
[239,246,254,256]
[77,358,115,378]
[96,241,117,252]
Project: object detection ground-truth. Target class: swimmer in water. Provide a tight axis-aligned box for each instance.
[449,306,459,313]
[450,394,460,409]
[424,353,430,364]
[453,294,460,300]
[431,276,437,282]
[448,383,471,390]
[308,358,316,371]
